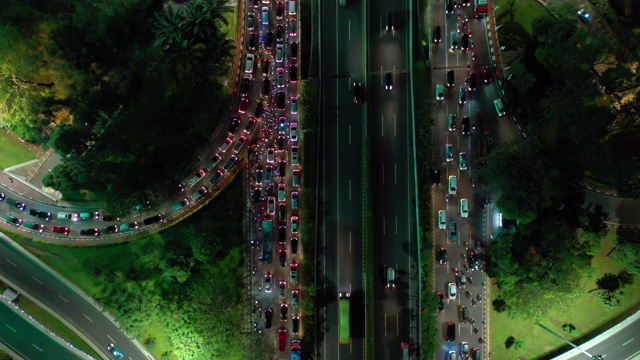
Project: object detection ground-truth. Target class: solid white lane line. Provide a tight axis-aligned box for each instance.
[349,20,351,42]
[349,232,352,253]
[349,125,352,145]
[395,163,397,185]
[395,216,398,235]
[381,114,385,137]
[382,164,385,184]
[383,217,386,235]
[349,179,352,201]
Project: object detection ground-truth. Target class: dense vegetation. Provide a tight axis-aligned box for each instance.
[496,2,640,194]
[0,0,233,212]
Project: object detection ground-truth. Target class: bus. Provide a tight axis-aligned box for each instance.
[338,292,351,344]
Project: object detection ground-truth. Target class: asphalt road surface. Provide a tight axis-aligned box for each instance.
[320,0,366,359]
[366,0,419,358]
[0,233,150,360]
[561,314,640,360]
[0,301,85,360]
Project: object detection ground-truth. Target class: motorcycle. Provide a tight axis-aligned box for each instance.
[471,178,476,187]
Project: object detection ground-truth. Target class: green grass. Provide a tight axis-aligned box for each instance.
[496,0,548,36]
[0,131,37,169]
[491,230,640,359]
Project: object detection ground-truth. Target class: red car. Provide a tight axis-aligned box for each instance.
[52,226,70,235]
[278,328,287,352]
[239,97,250,113]
[481,66,491,83]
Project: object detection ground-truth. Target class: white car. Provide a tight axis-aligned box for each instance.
[244,54,255,73]
[460,199,469,217]
[448,175,457,195]
[267,148,275,163]
[448,282,457,300]
[438,210,446,230]
[264,273,273,293]
[290,122,298,142]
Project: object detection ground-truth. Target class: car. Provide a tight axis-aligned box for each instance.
[432,168,441,185]
[290,262,298,283]
[437,292,445,311]
[448,350,458,360]
[245,118,257,133]
[278,160,286,177]
[239,97,250,113]
[291,147,300,166]
[58,212,79,221]
[450,31,458,48]
[447,322,456,341]
[287,0,296,15]
[458,86,467,104]
[253,188,263,204]
[494,99,506,116]
[268,196,276,215]
[278,328,286,351]
[291,96,299,114]
[276,67,285,88]
[229,117,241,135]
[459,272,468,289]
[173,199,189,211]
[264,273,273,292]
[385,11,394,31]
[14,201,26,211]
[291,192,299,209]
[459,152,467,170]
[248,32,257,50]
[276,24,285,41]
[278,116,287,134]
[438,246,447,263]
[262,60,271,77]
[461,116,470,135]
[108,343,124,359]
[353,81,363,103]
[254,102,264,118]
[292,315,300,333]
[445,144,453,162]
[279,248,287,267]
[255,169,264,185]
[279,280,287,298]
[448,114,456,131]
[446,70,454,87]
[0,193,4,201]
[222,155,238,171]
[80,228,101,236]
[577,9,591,24]
[384,72,393,90]
[244,54,254,73]
[233,136,246,153]
[436,84,444,100]
[285,66,297,86]
[279,203,287,221]
[481,65,491,83]
[142,214,164,226]
[280,303,288,322]
[277,136,286,151]
[290,122,298,142]
[449,222,458,241]
[276,2,284,19]
[101,214,120,222]
[292,290,299,306]
[252,0,260,7]
[265,308,273,328]
[386,266,396,287]
[279,225,287,244]
[247,13,255,30]
[468,72,477,91]
[261,6,269,24]
[262,79,272,97]
[120,222,139,231]
[278,183,286,202]
[434,25,442,42]
[469,251,480,270]
[290,42,298,59]
[52,226,70,234]
[265,31,274,49]
[460,342,470,357]
[267,147,275,163]
[477,109,489,135]
[276,91,286,110]
[4,214,22,226]
[461,33,469,51]
[208,170,224,185]
[288,18,297,36]
[265,165,274,183]
[446,0,454,14]
[291,216,299,233]
[447,282,457,299]
[28,209,51,220]
[449,175,457,195]
[290,237,299,254]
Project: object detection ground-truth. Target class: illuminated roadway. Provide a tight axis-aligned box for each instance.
[320,0,365,359]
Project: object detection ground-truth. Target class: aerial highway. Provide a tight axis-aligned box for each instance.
[320,0,366,359]
[366,0,419,359]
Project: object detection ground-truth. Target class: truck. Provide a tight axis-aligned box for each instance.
[449,222,458,241]
[474,0,488,17]
[291,340,301,360]
[182,169,206,188]
[262,219,273,264]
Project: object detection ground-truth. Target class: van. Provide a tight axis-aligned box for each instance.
[494,99,506,116]
[386,267,396,288]
[450,32,458,49]
[448,176,457,195]
[461,305,470,322]
[436,84,444,100]
[288,0,296,15]
[143,214,163,226]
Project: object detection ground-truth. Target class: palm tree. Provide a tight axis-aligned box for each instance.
[152,5,184,50]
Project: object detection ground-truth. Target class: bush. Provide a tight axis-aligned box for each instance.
[562,324,580,337]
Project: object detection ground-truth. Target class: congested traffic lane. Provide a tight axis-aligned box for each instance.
[320,0,366,359]
[367,0,419,357]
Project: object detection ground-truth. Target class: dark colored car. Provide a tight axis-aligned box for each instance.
[5,214,23,226]
[289,65,298,83]
[262,59,271,77]
[468,72,477,91]
[386,11,394,31]
[384,72,393,90]
[52,226,70,235]
[249,32,257,50]
[0,193,5,201]
[24,221,44,231]
[279,248,287,267]
[28,209,51,220]
[15,201,26,211]
[279,203,286,222]
[481,66,491,83]
[245,117,257,133]
[80,228,101,236]
[461,33,469,50]
[432,168,441,185]
[229,117,241,135]
[469,251,480,270]
[276,1,284,18]
[438,247,448,264]
[279,225,287,245]
[276,24,285,42]
[447,322,456,341]
[276,91,286,110]
[353,81,363,103]
[102,225,119,234]
[265,31,274,48]
[143,214,164,226]
[254,102,264,119]
[277,135,285,151]
[239,97,250,113]
[278,160,287,177]
[446,70,454,87]
[262,79,272,97]
[265,308,273,328]
[434,25,441,42]
[280,303,288,322]
[446,0,454,14]
[240,78,251,97]
[461,116,470,135]
[290,237,298,254]
[437,292,445,311]
[290,42,298,59]
[292,315,300,333]
[101,214,119,222]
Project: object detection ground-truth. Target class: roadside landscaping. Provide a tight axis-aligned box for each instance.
[0,131,37,170]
